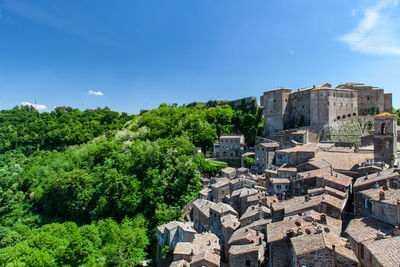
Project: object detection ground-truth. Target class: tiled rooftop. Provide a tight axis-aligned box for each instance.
[240,205,270,221]
[258,142,280,148]
[345,217,394,243]
[271,195,322,215]
[211,178,230,188]
[365,236,400,267]
[228,227,262,244]
[211,202,238,216]
[360,186,400,205]
[311,151,374,171]
[354,169,400,188]
[292,232,358,262]
[229,242,265,255]
[192,199,216,217]
[298,168,353,188]
[221,214,240,229]
[191,251,221,266]
[267,210,342,243]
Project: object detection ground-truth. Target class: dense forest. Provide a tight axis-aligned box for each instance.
[0,103,262,266]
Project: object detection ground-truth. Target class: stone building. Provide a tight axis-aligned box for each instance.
[291,232,358,267]
[227,227,266,266]
[275,144,320,166]
[261,84,359,134]
[192,199,216,232]
[221,167,237,179]
[211,178,231,203]
[157,221,196,251]
[172,232,221,267]
[209,203,238,241]
[254,142,279,172]
[373,112,398,166]
[290,129,319,144]
[266,210,343,267]
[156,221,196,267]
[337,82,392,115]
[356,186,400,226]
[271,193,346,220]
[228,241,266,267]
[213,135,245,158]
[345,216,399,266]
[260,82,392,134]
[353,168,400,216]
[362,235,400,267]
[239,204,270,227]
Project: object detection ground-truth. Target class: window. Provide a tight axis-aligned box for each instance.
[246,260,251,266]
[381,123,387,134]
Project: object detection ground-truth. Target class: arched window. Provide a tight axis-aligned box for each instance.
[381,123,387,134]
[342,115,346,119]
[337,116,341,120]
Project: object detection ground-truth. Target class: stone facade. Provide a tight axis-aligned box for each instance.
[373,112,398,165]
[337,82,391,115]
[254,142,279,171]
[261,82,392,135]
[213,135,245,158]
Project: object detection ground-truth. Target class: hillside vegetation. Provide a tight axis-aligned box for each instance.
[0,104,261,266]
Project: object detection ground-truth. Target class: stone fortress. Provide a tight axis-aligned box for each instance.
[156,82,400,267]
[261,82,392,134]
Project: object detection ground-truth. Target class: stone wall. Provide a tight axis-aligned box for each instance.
[384,93,392,112]
[261,89,291,134]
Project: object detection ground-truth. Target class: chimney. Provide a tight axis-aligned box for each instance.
[286,229,294,238]
[374,182,379,188]
[386,179,390,188]
[379,191,385,201]
[320,214,327,225]
[376,233,385,240]
[297,228,302,236]
[332,244,337,267]
[394,225,400,237]
[305,194,310,202]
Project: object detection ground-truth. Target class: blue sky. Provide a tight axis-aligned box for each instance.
[0,0,399,113]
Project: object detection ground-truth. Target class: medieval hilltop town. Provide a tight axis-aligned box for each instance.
[156,82,400,267]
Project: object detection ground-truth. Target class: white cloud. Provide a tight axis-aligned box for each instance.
[88,90,104,96]
[339,0,400,56]
[21,101,47,110]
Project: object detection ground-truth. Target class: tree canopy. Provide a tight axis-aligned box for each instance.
[0,103,261,265]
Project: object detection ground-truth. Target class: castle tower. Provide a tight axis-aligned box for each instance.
[373,112,398,166]
[260,88,292,135]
